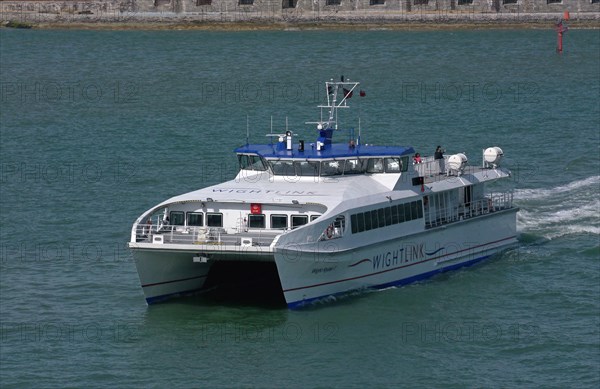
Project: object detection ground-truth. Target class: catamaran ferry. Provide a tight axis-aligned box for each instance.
[128,78,518,308]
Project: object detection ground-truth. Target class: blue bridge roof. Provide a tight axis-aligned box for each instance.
[234,143,415,159]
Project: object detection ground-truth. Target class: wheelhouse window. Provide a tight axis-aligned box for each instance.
[326,0,341,4]
[196,0,211,4]
[343,159,367,175]
[384,157,402,173]
[310,215,321,221]
[248,214,265,229]
[271,214,288,229]
[291,215,308,229]
[169,211,184,226]
[295,161,319,177]
[270,160,319,177]
[367,158,384,173]
[321,160,343,176]
[370,0,385,4]
[207,213,223,227]
[238,154,267,171]
[270,160,295,176]
[401,156,409,172]
[186,212,203,226]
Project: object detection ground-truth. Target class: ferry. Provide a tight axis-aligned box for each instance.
[128,78,518,308]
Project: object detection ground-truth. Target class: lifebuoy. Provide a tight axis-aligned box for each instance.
[326,225,334,239]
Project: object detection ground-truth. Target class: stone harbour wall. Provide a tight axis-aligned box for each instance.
[1,0,598,26]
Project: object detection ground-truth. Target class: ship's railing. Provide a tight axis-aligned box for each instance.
[413,156,445,177]
[425,191,514,229]
[134,224,279,247]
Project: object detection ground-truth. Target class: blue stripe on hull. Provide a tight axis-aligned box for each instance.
[286,254,492,309]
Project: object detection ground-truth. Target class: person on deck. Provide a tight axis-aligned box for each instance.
[434,146,445,174]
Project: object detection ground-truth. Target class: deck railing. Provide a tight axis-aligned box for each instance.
[413,156,445,177]
[134,224,279,247]
[424,191,514,229]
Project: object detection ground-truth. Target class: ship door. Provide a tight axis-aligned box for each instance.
[462,185,472,208]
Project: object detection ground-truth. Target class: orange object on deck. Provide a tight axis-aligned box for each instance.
[563,10,570,21]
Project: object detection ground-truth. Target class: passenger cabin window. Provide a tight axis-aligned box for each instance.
[248,214,265,229]
[206,213,223,227]
[238,154,267,171]
[351,200,423,234]
[186,212,203,226]
[310,215,320,221]
[170,211,184,226]
[291,215,308,229]
[271,215,288,229]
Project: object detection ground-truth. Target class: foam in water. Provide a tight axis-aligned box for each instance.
[515,176,600,239]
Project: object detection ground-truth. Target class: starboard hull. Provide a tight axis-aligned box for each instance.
[275,209,518,308]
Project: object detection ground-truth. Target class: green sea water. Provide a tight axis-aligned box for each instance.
[1,29,599,388]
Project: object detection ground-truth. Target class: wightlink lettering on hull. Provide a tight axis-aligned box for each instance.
[371,243,425,269]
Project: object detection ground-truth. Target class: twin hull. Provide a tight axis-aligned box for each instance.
[132,210,517,307]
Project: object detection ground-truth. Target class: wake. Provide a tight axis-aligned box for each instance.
[515,176,599,239]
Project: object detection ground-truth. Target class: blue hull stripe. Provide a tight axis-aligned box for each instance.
[287,253,491,309]
[145,287,208,305]
[142,274,208,288]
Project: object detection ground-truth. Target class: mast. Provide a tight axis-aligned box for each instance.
[308,76,359,131]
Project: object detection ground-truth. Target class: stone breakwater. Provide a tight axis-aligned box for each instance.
[1,0,598,29]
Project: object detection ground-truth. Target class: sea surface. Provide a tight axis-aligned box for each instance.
[0,29,598,388]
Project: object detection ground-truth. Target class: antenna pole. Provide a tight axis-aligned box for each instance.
[270,116,273,146]
[246,115,249,146]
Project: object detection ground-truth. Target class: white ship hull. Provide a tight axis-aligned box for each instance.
[275,209,518,308]
[131,249,213,304]
[130,242,275,303]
